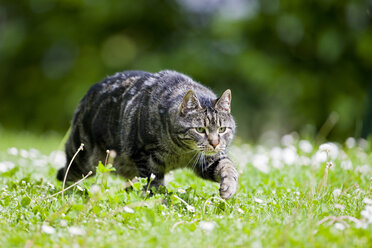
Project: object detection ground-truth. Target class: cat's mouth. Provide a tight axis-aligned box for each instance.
[203,150,219,156]
[194,145,221,156]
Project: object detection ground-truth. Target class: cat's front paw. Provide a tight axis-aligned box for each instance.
[220,176,237,199]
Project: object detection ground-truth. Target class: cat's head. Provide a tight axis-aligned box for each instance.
[175,89,235,155]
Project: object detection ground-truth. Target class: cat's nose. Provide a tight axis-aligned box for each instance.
[209,139,219,148]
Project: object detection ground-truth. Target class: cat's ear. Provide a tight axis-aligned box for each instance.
[214,89,231,113]
[179,90,202,114]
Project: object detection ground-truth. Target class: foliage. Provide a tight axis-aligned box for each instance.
[0,131,371,247]
[0,0,371,140]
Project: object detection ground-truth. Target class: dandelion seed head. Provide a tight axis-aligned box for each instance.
[282,147,298,165]
[299,140,313,153]
[345,137,356,148]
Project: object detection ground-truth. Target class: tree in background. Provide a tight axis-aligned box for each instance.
[0,0,371,141]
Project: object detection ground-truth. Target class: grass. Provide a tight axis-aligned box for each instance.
[0,130,371,247]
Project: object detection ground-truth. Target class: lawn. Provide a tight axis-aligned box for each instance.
[0,129,371,247]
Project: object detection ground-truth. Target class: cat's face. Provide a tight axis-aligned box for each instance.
[175,90,235,155]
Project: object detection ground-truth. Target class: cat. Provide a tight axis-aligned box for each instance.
[57,70,238,199]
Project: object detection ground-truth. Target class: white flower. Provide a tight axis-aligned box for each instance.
[60,220,68,227]
[281,134,295,146]
[199,221,215,232]
[254,197,264,204]
[299,140,313,153]
[270,147,282,160]
[332,189,342,197]
[186,205,195,212]
[90,185,101,194]
[298,156,311,166]
[68,226,86,236]
[319,143,339,159]
[334,223,345,230]
[358,138,368,149]
[334,204,345,210]
[363,198,372,205]
[29,148,40,159]
[319,143,332,153]
[33,158,48,167]
[7,147,18,156]
[361,205,372,223]
[355,221,368,229]
[345,137,356,148]
[42,224,56,234]
[356,165,371,174]
[150,173,156,180]
[0,161,15,173]
[341,160,353,170]
[123,206,134,213]
[237,208,244,214]
[178,188,186,194]
[164,171,174,184]
[47,182,55,190]
[312,151,328,164]
[282,147,298,165]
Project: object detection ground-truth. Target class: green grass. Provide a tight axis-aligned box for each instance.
[0,130,371,247]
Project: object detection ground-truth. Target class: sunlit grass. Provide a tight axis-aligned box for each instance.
[0,131,371,247]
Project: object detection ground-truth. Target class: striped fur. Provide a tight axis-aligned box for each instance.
[57,70,238,199]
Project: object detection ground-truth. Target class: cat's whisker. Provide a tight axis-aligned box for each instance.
[185,151,199,168]
[192,152,202,171]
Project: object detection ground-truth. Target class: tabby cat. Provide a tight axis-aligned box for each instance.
[57,70,238,199]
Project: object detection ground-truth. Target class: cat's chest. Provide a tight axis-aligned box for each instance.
[164,152,199,172]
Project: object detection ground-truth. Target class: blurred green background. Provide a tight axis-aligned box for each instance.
[0,0,371,142]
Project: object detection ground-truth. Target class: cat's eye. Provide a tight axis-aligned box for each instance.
[195,127,206,133]
[218,127,227,133]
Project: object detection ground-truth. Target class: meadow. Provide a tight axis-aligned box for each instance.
[0,130,371,247]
